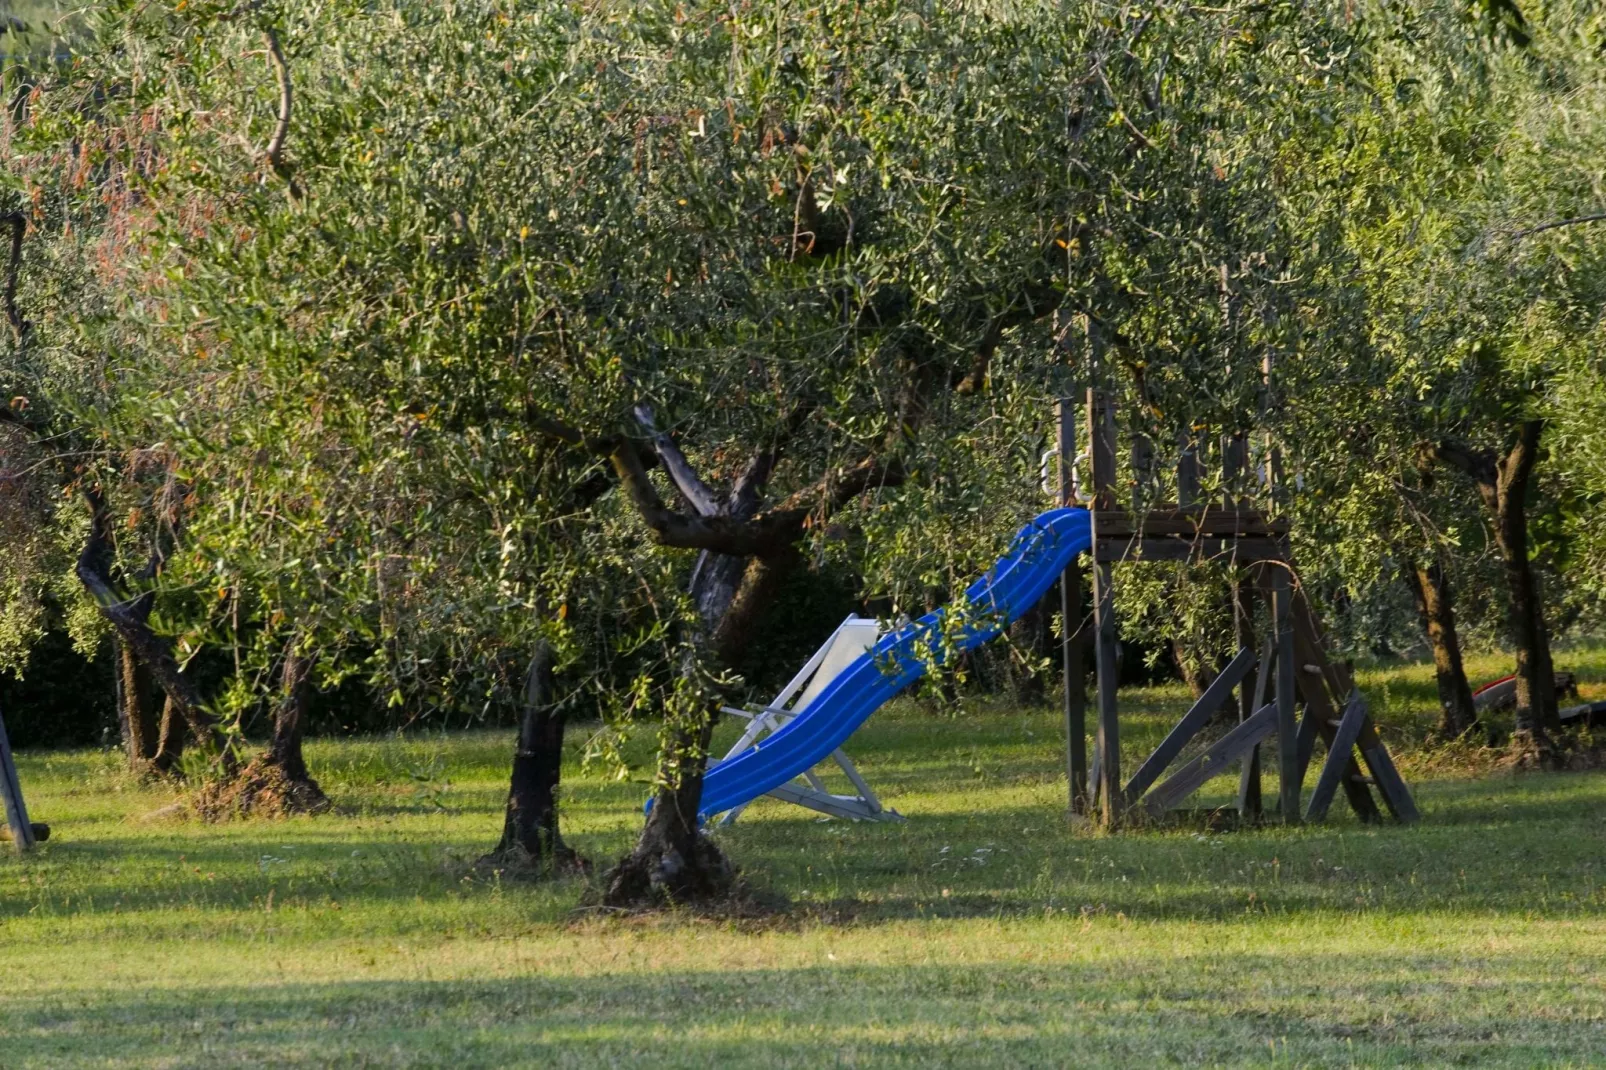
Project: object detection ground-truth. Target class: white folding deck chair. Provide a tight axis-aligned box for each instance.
[716,614,902,825]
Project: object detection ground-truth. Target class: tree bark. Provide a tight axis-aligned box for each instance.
[1437,422,1559,756]
[485,642,582,874]
[1405,559,1479,739]
[115,639,160,769]
[267,648,319,786]
[75,487,237,772]
[195,644,328,818]
[153,695,187,773]
[601,545,796,907]
[1007,602,1049,706]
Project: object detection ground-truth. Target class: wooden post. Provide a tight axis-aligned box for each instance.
[1234,581,1263,819]
[0,703,35,852]
[1130,431,1154,509]
[1176,430,1201,508]
[1056,397,1089,814]
[1271,565,1300,822]
[1087,384,1120,827]
[1222,431,1247,508]
[1087,391,1117,510]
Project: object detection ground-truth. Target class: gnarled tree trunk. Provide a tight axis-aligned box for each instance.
[1405,558,1478,740]
[153,695,187,773]
[1438,422,1559,760]
[115,638,160,770]
[1007,602,1050,706]
[195,644,328,818]
[484,642,582,874]
[76,487,237,773]
[601,547,795,907]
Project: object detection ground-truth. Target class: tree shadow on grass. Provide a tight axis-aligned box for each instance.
[714,783,1606,924]
[7,773,1603,928]
[6,954,1602,1068]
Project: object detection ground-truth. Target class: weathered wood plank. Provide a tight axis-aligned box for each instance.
[1092,557,1121,827]
[1271,566,1300,822]
[1087,389,1117,509]
[1124,646,1257,806]
[1130,431,1155,502]
[1093,536,1288,563]
[1294,703,1323,785]
[1143,704,1277,815]
[1056,397,1088,815]
[1358,730,1420,823]
[1287,592,1411,820]
[0,705,35,851]
[1257,570,1382,823]
[1091,508,1291,538]
[1237,634,1274,817]
[1177,432,1202,508]
[1306,691,1368,821]
[1061,561,1088,814]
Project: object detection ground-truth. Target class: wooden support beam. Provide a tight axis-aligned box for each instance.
[1222,431,1248,507]
[1092,558,1121,827]
[1093,536,1287,563]
[1123,646,1257,806]
[1358,732,1420,823]
[1306,691,1368,821]
[1257,572,1383,824]
[1130,431,1155,506]
[1271,565,1300,822]
[1294,702,1323,785]
[1056,397,1088,815]
[1086,390,1117,509]
[1176,431,1202,508]
[0,704,35,852]
[1091,509,1290,538]
[1084,381,1119,826]
[1238,634,1273,818]
[1142,704,1277,815]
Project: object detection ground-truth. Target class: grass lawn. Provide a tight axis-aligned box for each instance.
[2,646,1605,1067]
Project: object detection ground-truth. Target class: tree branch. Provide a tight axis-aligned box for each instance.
[632,403,721,517]
[75,487,236,769]
[261,28,301,198]
[1506,213,1606,242]
[1497,419,1543,502]
[953,277,1065,396]
[1433,438,1497,488]
[530,410,903,556]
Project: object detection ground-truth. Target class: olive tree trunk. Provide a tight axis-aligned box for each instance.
[1438,422,1559,757]
[115,638,160,770]
[485,642,582,873]
[601,548,795,907]
[195,644,328,818]
[1405,558,1479,739]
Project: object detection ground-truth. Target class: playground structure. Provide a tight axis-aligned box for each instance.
[705,382,1419,830]
[0,701,41,850]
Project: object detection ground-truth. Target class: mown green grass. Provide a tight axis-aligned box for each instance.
[2,647,1605,1067]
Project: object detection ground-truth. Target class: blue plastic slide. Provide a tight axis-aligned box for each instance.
[696,507,1092,820]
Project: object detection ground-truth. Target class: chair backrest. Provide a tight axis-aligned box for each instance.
[790,618,881,713]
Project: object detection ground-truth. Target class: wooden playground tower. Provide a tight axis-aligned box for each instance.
[1051,380,1418,829]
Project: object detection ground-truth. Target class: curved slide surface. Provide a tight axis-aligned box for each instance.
[697,507,1092,820]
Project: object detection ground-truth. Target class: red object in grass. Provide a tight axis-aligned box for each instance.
[1473,674,1516,697]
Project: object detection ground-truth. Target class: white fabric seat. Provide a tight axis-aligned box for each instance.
[715,614,901,825]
